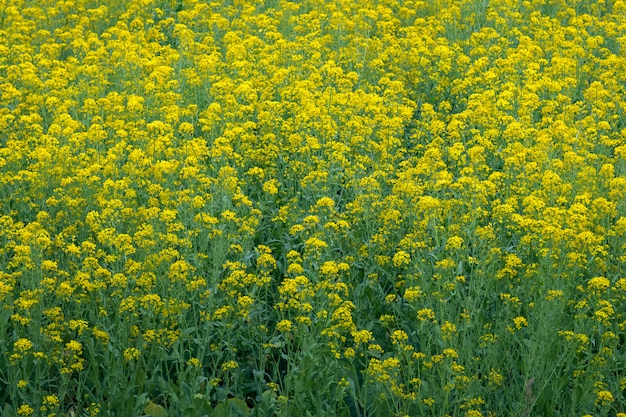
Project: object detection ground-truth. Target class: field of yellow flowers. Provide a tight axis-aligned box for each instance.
[1,0,626,416]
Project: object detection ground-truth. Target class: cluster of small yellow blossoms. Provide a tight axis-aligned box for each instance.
[1,0,626,416]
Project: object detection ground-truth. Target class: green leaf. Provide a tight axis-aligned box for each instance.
[191,393,214,416]
[144,401,168,417]
[1,403,15,417]
[536,385,554,416]
[212,398,250,417]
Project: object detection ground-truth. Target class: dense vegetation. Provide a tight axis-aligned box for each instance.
[1,0,626,416]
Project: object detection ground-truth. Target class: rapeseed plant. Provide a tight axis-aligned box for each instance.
[1,0,626,415]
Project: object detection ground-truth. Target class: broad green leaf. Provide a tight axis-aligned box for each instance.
[212,398,250,417]
[144,401,168,417]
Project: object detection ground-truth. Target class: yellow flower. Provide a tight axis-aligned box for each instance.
[445,236,464,250]
[14,338,33,352]
[69,320,89,335]
[187,358,202,367]
[262,179,279,195]
[320,261,339,275]
[92,328,110,344]
[305,237,328,250]
[276,319,293,332]
[510,316,529,332]
[595,390,613,406]
[546,290,564,300]
[257,253,277,270]
[222,361,239,371]
[587,276,610,292]
[392,250,411,267]
[422,398,435,406]
[287,262,304,275]
[238,295,255,308]
[352,329,372,344]
[440,321,457,340]
[178,122,194,136]
[43,395,60,408]
[316,197,335,208]
[123,348,141,361]
[417,308,435,322]
[391,330,409,344]
[303,215,320,226]
[17,405,34,417]
[65,340,83,353]
[488,368,503,386]
[443,348,458,358]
